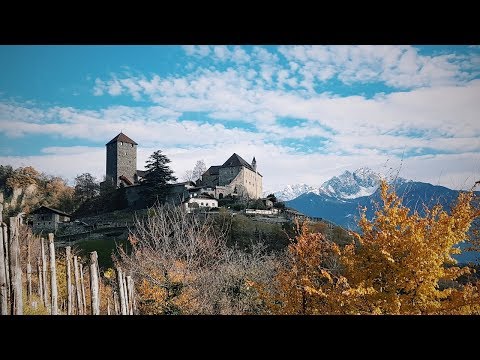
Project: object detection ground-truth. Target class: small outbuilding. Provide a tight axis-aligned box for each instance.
[31,206,71,233]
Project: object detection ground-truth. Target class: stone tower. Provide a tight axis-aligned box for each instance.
[251,157,257,171]
[106,132,138,187]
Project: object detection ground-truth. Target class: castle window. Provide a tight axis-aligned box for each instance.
[125,152,127,155]
[201,202,204,206]
[120,142,123,145]
[131,144,134,147]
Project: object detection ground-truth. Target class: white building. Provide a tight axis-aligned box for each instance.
[182,194,218,213]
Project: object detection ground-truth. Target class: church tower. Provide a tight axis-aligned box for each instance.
[106,132,138,187]
[252,157,257,171]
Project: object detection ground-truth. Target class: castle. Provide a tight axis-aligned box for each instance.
[197,153,262,199]
[105,132,262,200]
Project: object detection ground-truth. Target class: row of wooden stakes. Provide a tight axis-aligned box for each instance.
[0,212,136,315]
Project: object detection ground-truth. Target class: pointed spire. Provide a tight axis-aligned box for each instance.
[252,156,257,171]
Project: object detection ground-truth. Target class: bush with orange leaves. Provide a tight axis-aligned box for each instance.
[254,180,480,314]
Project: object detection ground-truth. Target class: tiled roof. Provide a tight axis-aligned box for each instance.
[221,153,254,171]
[106,132,138,145]
[205,165,221,175]
[31,206,71,217]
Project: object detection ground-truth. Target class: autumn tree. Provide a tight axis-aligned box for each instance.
[43,176,76,213]
[141,150,177,205]
[254,180,480,315]
[252,220,352,315]
[6,166,40,189]
[342,180,480,314]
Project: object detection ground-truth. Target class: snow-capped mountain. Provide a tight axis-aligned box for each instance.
[272,167,384,201]
[319,167,381,199]
[271,184,320,201]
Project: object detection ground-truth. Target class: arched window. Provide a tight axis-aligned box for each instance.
[120,142,123,145]
[219,193,223,199]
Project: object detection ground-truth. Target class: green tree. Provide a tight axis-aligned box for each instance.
[100,175,117,197]
[142,150,177,205]
[74,173,100,203]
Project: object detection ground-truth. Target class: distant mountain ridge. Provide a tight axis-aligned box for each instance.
[285,179,480,264]
[271,167,397,201]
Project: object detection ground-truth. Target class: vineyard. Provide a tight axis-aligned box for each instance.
[0,212,135,315]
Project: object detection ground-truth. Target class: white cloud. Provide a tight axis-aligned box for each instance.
[181,45,211,57]
[231,46,250,64]
[213,45,230,62]
[279,45,480,89]
[107,79,123,96]
[3,46,480,192]
[0,147,105,184]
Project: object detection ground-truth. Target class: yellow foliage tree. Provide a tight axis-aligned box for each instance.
[344,180,480,314]
[255,180,480,315]
[252,221,354,315]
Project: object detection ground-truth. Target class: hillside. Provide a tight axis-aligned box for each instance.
[0,165,76,217]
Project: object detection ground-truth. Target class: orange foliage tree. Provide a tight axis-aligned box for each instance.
[255,180,480,315]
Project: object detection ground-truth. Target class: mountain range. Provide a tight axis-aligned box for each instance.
[272,167,389,202]
[279,167,479,264]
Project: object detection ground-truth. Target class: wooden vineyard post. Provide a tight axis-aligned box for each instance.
[73,256,84,315]
[27,238,32,305]
[9,216,22,315]
[41,237,49,308]
[0,208,8,314]
[37,259,44,306]
[113,291,119,315]
[48,233,58,315]
[3,223,10,306]
[80,263,86,315]
[89,251,100,315]
[66,247,72,315]
[126,275,134,315]
[122,273,129,314]
[116,266,127,315]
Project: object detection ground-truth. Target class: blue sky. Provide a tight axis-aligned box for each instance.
[0,45,479,192]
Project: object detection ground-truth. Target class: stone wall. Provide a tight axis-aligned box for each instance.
[33,213,59,233]
[219,167,262,199]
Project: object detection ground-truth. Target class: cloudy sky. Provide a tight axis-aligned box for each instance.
[0,45,479,193]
